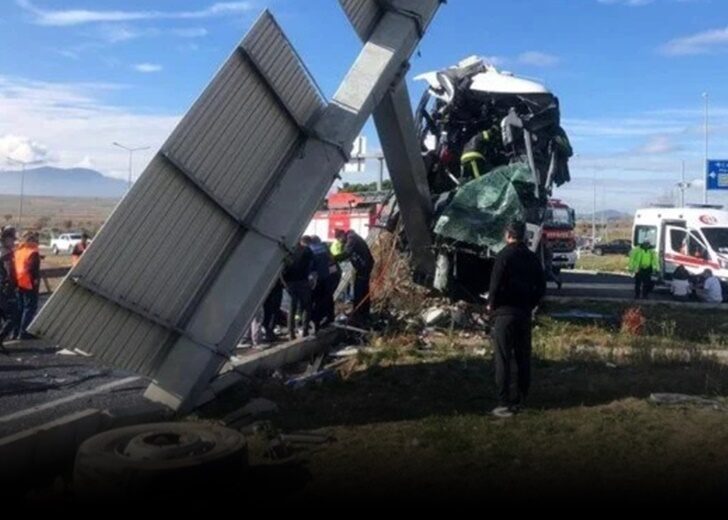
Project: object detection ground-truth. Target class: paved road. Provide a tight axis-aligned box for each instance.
[547,270,673,302]
[0,339,150,437]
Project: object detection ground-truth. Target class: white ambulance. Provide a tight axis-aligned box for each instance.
[632,205,728,282]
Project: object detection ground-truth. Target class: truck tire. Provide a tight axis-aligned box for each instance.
[52,246,59,255]
[74,422,247,501]
[594,248,603,256]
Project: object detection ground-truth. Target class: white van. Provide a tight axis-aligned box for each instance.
[632,205,728,282]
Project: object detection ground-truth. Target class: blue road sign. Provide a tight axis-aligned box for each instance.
[707,160,728,191]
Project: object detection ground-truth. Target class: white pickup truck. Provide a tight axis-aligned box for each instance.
[50,233,84,255]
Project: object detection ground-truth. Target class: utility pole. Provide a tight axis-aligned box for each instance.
[703,92,709,204]
[592,173,597,247]
[5,156,44,229]
[113,142,149,190]
[348,151,387,190]
[377,156,385,191]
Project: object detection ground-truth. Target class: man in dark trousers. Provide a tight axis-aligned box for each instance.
[282,237,314,340]
[308,235,333,332]
[262,278,283,343]
[14,231,41,340]
[333,229,374,324]
[628,241,659,299]
[487,221,546,418]
[0,227,17,353]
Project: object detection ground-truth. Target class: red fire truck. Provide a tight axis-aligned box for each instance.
[543,199,577,271]
[304,190,388,239]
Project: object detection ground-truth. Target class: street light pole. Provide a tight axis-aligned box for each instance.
[113,142,149,190]
[592,173,597,247]
[6,157,44,229]
[703,92,709,204]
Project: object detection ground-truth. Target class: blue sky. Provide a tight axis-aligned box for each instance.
[1,0,728,212]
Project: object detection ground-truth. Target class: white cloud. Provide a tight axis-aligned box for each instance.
[0,134,49,164]
[17,0,254,27]
[636,135,681,154]
[479,51,561,69]
[74,155,95,169]
[133,63,163,73]
[0,75,179,180]
[516,51,561,68]
[660,26,728,56]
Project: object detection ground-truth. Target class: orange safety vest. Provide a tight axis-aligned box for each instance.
[14,243,39,291]
[72,242,87,267]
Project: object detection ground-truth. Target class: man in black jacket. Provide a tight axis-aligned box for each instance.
[487,221,546,417]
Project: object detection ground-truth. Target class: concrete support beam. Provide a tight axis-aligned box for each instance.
[373,80,436,279]
[340,0,438,280]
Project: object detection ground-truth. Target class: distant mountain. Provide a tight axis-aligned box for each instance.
[0,166,126,199]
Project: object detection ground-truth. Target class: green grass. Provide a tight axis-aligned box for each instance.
[576,253,630,273]
[202,300,728,502]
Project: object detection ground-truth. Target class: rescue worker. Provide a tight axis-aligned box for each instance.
[460,126,498,181]
[308,235,334,331]
[0,227,17,352]
[333,228,374,324]
[262,278,284,343]
[628,241,659,300]
[325,240,342,325]
[487,221,546,418]
[71,233,89,267]
[282,236,314,340]
[14,231,41,340]
[329,231,351,302]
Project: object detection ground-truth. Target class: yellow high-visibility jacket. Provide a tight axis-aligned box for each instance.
[629,246,659,273]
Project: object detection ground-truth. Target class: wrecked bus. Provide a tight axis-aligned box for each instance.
[390,56,573,299]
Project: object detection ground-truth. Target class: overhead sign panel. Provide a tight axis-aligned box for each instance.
[30,11,325,378]
[707,160,728,191]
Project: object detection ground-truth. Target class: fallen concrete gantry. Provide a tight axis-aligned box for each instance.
[30,1,444,413]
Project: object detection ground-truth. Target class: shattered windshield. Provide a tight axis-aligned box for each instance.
[702,228,728,253]
[545,208,574,229]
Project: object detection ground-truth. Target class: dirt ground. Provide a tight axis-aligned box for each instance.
[201,301,728,504]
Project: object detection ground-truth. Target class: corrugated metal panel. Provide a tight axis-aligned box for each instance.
[30,10,325,376]
[339,0,382,40]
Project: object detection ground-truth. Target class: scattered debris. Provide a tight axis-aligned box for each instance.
[304,354,325,376]
[423,307,448,326]
[621,307,646,336]
[649,393,723,408]
[285,369,337,389]
[331,346,360,358]
[332,323,371,335]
